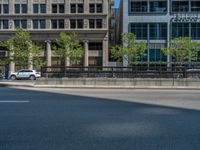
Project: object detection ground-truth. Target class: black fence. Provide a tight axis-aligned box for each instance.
[41,64,200,79]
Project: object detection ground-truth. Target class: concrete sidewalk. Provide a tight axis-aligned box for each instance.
[0,80,35,87]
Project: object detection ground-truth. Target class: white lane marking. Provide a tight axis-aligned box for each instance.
[0,100,30,103]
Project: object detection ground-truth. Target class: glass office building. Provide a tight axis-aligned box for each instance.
[0,0,112,72]
[118,0,200,66]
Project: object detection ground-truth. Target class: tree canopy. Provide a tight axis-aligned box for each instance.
[161,37,200,62]
[53,32,84,66]
[0,28,44,69]
[111,32,146,66]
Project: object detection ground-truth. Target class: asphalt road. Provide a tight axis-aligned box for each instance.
[0,87,200,150]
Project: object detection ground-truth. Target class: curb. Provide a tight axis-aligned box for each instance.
[1,81,200,90]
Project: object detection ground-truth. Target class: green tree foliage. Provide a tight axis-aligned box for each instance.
[161,37,200,62]
[0,28,44,69]
[111,32,146,65]
[30,43,46,69]
[53,32,84,66]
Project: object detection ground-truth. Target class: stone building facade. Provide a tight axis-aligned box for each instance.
[0,0,112,72]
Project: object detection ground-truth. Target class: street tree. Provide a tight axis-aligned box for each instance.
[161,37,200,63]
[53,32,84,66]
[111,32,146,66]
[0,28,44,69]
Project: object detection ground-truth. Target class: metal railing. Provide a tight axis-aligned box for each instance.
[41,65,200,79]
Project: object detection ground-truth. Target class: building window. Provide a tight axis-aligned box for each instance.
[172,1,189,12]
[130,23,148,40]
[89,42,103,50]
[15,4,20,13]
[70,19,83,28]
[15,4,27,14]
[34,3,46,13]
[78,4,83,13]
[51,19,57,28]
[89,19,103,28]
[52,4,57,13]
[3,4,9,14]
[191,23,200,39]
[52,4,64,13]
[89,4,95,13]
[59,4,64,13]
[59,19,64,28]
[14,20,20,28]
[33,19,46,29]
[71,4,76,13]
[149,23,167,40]
[14,19,27,29]
[191,1,200,11]
[21,20,27,28]
[172,23,189,38]
[33,19,38,29]
[40,19,46,29]
[77,19,83,28]
[22,4,27,13]
[89,3,102,13]
[40,4,46,13]
[149,49,166,62]
[70,19,76,28]
[51,19,64,29]
[149,1,167,13]
[96,19,102,28]
[71,4,83,13]
[89,57,102,66]
[0,19,9,29]
[96,4,102,13]
[0,51,6,57]
[33,4,39,13]
[130,1,148,13]
[89,19,95,28]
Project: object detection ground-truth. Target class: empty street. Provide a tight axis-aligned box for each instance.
[0,87,200,150]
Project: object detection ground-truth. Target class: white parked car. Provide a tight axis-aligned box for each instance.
[9,69,41,80]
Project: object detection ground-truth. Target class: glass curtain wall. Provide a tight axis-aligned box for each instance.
[172,0,189,12]
[130,0,167,13]
[172,0,200,12]
[149,0,167,13]
[130,23,167,62]
[172,23,200,40]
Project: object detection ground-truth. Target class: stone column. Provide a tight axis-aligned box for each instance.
[46,0,51,29]
[84,40,89,67]
[46,0,51,14]
[28,53,33,70]
[103,0,108,14]
[9,63,15,73]
[84,0,89,14]
[65,18,70,29]
[103,36,109,66]
[9,52,15,73]
[65,0,70,14]
[84,19,89,29]
[9,0,14,14]
[65,57,70,67]
[28,0,32,14]
[46,40,52,67]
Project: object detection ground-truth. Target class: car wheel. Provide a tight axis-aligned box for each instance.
[10,75,16,80]
[29,75,36,80]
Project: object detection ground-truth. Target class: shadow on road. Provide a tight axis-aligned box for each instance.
[0,87,200,150]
